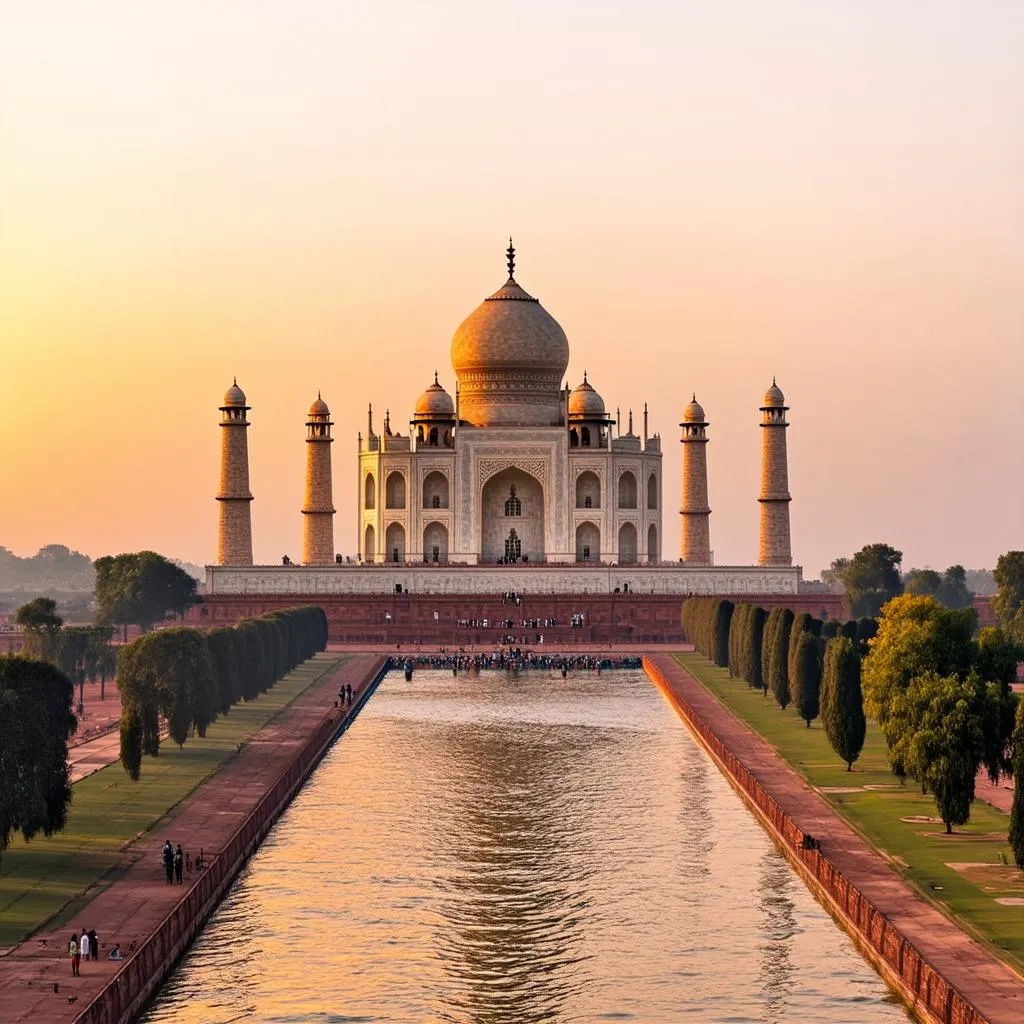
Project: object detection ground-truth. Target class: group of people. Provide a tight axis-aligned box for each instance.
[162,839,205,885]
[402,650,641,673]
[68,928,121,975]
[337,683,354,704]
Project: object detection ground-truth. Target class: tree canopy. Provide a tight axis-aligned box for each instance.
[821,637,866,770]
[903,565,973,610]
[841,544,904,617]
[0,657,77,856]
[94,551,199,636]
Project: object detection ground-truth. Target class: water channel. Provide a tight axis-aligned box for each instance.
[141,670,911,1023]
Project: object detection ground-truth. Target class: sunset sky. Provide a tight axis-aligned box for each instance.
[2,1,1021,576]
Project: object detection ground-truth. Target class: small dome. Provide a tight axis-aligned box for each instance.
[223,380,247,407]
[763,379,785,408]
[568,374,606,418]
[683,395,705,423]
[415,373,455,418]
[308,394,330,417]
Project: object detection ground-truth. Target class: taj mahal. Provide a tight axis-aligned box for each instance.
[206,242,801,598]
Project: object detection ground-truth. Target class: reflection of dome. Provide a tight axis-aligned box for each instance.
[568,374,606,418]
[683,394,705,423]
[415,373,455,418]
[450,243,570,427]
[223,379,247,407]
[308,393,330,417]
[763,379,785,408]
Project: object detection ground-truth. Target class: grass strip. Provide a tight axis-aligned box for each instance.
[674,651,1024,973]
[0,652,344,948]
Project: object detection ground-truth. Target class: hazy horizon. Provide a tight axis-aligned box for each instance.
[3,2,1021,576]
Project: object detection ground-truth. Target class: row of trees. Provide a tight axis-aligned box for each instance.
[15,598,117,704]
[682,597,869,771]
[0,656,77,857]
[118,606,328,779]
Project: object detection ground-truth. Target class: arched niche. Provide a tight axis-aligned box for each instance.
[575,471,601,509]
[619,522,637,564]
[423,471,449,509]
[364,473,376,510]
[385,522,405,563]
[363,524,375,562]
[618,471,637,510]
[647,523,659,562]
[423,521,449,563]
[576,522,600,563]
[480,466,544,563]
[647,473,658,510]
[385,471,406,509]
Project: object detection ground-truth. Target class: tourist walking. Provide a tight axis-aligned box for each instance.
[69,933,81,976]
[162,839,174,884]
[88,928,98,960]
[80,930,90,963]
[174,844,184,884]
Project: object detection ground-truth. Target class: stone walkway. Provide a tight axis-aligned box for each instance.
[0,655,385,1024]
[647,654,1024,1024]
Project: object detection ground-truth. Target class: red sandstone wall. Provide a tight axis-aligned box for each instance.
[643,656,989,1024]
[72,658,390,1024]
[188,592,845,644]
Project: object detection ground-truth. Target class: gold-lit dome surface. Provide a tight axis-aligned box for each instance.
[308,394,330,417]
[415,374,455,418]
[683,395,705,423]
[568,375,606,419]
[450,249,570,427]
[763,380,786,408]
[223,380,247,407]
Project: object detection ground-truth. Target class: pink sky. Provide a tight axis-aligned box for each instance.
[2,1,1021,576]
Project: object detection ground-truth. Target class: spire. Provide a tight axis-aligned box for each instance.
[583,369,588,384]
[506,236,515,279]
[368,403,374,437]
[317,389,321,400]
[643,402,648,444]
[233,376,237,386]
[434,369,439,385]
[628,408,633,434]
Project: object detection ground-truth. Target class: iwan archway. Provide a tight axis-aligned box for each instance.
[480,466,544,563]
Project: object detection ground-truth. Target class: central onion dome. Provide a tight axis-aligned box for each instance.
[450,240,570,427]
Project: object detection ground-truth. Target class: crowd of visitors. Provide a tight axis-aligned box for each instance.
[401,650,641,673]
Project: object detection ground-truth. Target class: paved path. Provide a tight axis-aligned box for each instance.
[0,655,385,1024]
[648,653,1024,1024]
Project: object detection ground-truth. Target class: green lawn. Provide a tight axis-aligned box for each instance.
[674,652,1024,972]
[0,653,344,949]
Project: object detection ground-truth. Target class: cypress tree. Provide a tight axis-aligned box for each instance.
[793,631,822,727]
[761,608,779,696]
[822,636,866,770]
[748,606,766,690]
[839,619,859,641]
[713,600,734,669]
[769,608,794,709]
[821,620,840,639]
[1009,699,1024,869]
[788,612,813,683]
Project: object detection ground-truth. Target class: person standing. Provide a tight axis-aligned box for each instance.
[174,844,184,884]
[162,839,174,884]
[80,930,90,963]
[69,933,81,976]
[88,928,98,961]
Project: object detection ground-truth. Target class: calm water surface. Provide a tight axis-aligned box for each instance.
[141,669,910,1023]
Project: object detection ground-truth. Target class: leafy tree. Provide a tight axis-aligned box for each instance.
[975,627,1020,686]
[993,552,1024,633]
[889,671,992,833]
[0,657,77,855]
[14,598,64,661]
[842,544,904,617]
[793,631,822,727]
[862,594,977,733]
[1010,699,1024,870]
[821,557,849,591]
[936,565,974,610]
[904,568,942,597]
[94,551,199,639]
[821,637,866,770]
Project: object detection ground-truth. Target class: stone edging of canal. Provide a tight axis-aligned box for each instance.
[644,653,1024,1024]
[0,654,390,1024]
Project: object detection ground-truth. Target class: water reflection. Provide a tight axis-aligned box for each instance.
[140,670,910,1024]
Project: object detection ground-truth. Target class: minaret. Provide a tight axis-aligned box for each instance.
[216,379,254,566]
[758,378,792,566]
[302,393,335,566]
[680,395,711,565]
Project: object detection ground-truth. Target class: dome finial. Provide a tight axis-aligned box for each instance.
[583,369,588,384]
[506,236,515,279]
[317,389,321,399]
[233,376,237,386]
[434,369,439,385]
[773,375,776,386]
